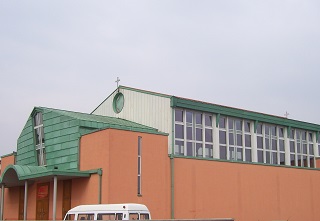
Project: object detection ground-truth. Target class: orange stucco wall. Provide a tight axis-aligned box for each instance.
[174,158,320,221]
[3,180,68,220]
[0,154,15,176]
[79,129,171,219]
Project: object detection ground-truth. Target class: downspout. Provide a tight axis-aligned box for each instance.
[24,181,28,220]
[170,107,175,219]
[0,184,4,220]
[53,176,57,221]
[98,169,103,204]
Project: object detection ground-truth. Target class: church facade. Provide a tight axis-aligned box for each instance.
[1,85,320,221]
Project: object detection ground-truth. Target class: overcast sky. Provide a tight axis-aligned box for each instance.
[1,1,320,157]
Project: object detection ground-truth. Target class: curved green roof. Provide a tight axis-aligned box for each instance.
[0,164,93,187]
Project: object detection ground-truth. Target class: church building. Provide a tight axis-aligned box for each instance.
[1,85,320,221]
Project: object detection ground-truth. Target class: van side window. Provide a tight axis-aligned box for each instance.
[140,214,150,220]
[116,213,123,220]
[65,214,75,220]
[77,214,94,220]
[129,213,139,220]
[97,213,116,220]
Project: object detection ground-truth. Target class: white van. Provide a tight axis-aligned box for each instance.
[64,203,151,220]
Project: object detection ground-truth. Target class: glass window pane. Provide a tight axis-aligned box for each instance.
[138,158,141,174]
[175,140,184,155]
[205,129,213,142]
[205,115,212,127]
[244,121,250,132]
[302,131,306,141]
[235,120,242,131]
[310,157,315,168]
[266,151,270,164]
[279,140,285,151]
[280,153,285,165]
[175,124,184,139]
[229,133,234,145]
[296,130,301,139]
[187,127,192,140]
[271,126,276,136]
[279,128,284,138]
[228,119,234,129]
[219,131,226,144]
[258,150,263,163]
[290,154,295,166]
[220,146,227,159]
[237,148,243,161]
[196,113,202,125]
[257,123,262,134]
[290,141,295,153]
[186,111,193,123]
[309,144,314,155]
[290,129,295,139]
[272,139,277,151]
[297,143,301,153]
[245,149,251,162]
[308,132,313,142]
[272,152,277,165]
[245,135,251,147]
[229,147,235,160]
[186,142,194,156]
[236,134,242,146]
[35,128,41,145]
[219,117,226,128]
[303,144,307,154]
[42,149,46,165]
[196,143,203,157]
[257,136,263,149]
[205,144,213,158]
[265,138,270,150]
[196,128,202,141]
[265,125,270,135]
[175,110,183,122]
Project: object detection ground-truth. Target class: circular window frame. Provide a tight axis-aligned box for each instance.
[113,92,125,113]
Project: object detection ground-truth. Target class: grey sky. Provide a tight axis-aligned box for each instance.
[1,1,320,156]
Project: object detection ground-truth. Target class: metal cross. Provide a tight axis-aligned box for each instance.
[115,77,120,88]
[284,111,289,118]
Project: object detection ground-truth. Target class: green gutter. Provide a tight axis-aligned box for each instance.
[171,96,320,132]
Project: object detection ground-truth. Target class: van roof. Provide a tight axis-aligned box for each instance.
[68,203,149,213]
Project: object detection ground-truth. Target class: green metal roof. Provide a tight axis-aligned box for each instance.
[39,107,167,136]
[0,164,93,187]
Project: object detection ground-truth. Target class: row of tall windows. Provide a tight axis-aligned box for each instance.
[174,109,318,168]
[289,129,315,167]
[175,109,213,158]
[219,117,252,162]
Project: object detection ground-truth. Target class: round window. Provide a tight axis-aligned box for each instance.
[113,92,124,113]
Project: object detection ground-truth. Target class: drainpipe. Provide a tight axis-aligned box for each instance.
[53,176,57,220]
[98,169,103,204]
[24,181,28,220]
[170,107,175,219]
[0,184,4,220]
[170,156,174,219]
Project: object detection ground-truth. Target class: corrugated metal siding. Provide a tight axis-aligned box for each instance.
[92,88,173,152]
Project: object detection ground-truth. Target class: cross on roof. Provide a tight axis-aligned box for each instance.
[115,77,120,88]
[284,111,289,118]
